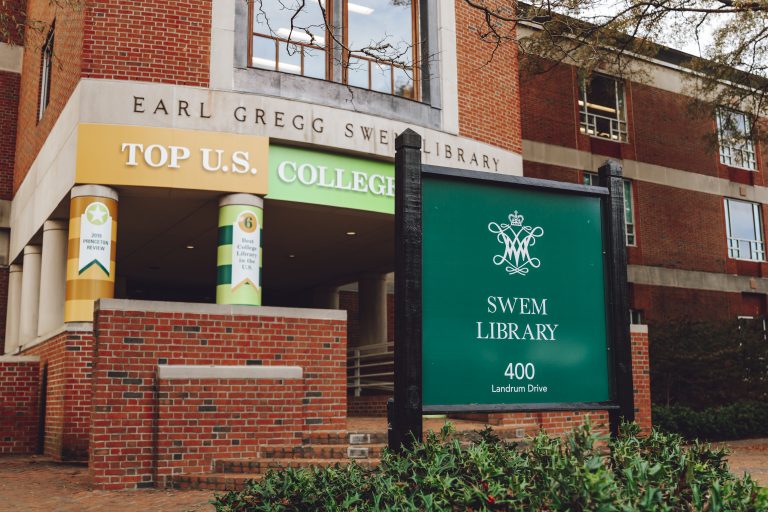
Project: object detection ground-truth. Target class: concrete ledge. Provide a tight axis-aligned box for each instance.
[18,322,93,354]
[95,298,347,321]
[157,364,303,380]
[630,324,648,334]
[0,355,40,362]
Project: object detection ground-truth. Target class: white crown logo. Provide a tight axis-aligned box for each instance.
[488,210,544,276]
[509,211,524,227]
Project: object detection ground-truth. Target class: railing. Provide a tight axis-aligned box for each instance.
[347,342,394,397]
[580,111,628,142]
[728,237,766,262]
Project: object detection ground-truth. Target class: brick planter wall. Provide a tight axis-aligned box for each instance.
[89,299,346,490]
[21,327,94,460]
[0,356,40,454]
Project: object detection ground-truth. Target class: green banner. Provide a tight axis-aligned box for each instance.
[268,145,394,213]
[422,176,610,407]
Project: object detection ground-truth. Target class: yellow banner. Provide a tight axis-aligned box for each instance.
[76,124,269,194]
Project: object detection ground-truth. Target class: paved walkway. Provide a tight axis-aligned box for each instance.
[1,438,767,511]
[0,456,215,512]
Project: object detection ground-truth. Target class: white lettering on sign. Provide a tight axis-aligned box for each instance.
[120,143,259,175]
[276,160,395,197]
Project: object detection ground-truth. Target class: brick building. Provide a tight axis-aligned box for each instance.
[0,0,673,490]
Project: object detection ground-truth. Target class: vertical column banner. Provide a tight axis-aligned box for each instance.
[216,194,264,305]
[64,185,118,322]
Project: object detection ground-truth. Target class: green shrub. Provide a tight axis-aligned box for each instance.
[654,400,768,440]
[212,422,768,511]
[649,318,768,409]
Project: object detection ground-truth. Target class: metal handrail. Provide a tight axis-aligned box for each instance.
[347,342,394,396]
[580,111,628,142]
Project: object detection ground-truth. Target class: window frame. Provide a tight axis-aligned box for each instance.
[716,108,757,171]
[724,197,765,262]
[247,0,421,100]
[38,25,54,122]
[578,73,628,143]
[583,172,635,246]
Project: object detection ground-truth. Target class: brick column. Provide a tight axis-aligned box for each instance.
[630,324,652,433]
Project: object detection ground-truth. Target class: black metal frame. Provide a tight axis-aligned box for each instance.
[391,130,634,450]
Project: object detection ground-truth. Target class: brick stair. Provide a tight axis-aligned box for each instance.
[169,421,528,491]
[170,430,383,491]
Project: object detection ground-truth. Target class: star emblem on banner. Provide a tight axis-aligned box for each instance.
[86,202,109,225]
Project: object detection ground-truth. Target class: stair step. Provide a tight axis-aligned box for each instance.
[261,444,386,459]
[170,472,262,491]
[215,457,380,474]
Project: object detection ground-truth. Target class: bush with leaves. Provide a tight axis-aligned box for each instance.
[654,401,768,441]
[649,318,768,409]
[212,422,768,511]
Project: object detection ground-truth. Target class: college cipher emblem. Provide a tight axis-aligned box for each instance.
[488,211,544,275]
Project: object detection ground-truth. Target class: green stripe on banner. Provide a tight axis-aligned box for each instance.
[218,226,233,246]
[217,264,232,285]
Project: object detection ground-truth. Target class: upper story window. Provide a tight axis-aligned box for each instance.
[724,198,765,262]
[716,109,757,171]
[579,74,627,142]
[583,172,635,245]
[249,0,419,99]
[38,25,54,121]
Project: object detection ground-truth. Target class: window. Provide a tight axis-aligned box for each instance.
[583,172,635,245]
[248,0,419,99]
[629,309,644,325]
[579,74,627,142]
[717,109,757,171]
[724,198,765,261]
[38,25,54,121]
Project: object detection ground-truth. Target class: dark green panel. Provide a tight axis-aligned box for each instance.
[422,176,610,407]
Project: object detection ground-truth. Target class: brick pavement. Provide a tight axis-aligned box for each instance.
[0,455,214,512]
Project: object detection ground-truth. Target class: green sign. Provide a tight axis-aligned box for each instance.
[268,145,394,213]
[422,176,610,408]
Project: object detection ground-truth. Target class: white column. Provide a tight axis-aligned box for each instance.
[312,286,340,309]
[18,245,42,346]
[37,220,68,336]
[358,274,387,346]
[4,264,22,354]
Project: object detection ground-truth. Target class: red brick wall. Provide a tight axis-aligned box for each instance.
[0,0,25,46]
[89,302,346,490]
[14,0,83,192]
[520,59,579,149]
[22,330,93,460]
[81,0,211,87]
[0,71,19,201]
[156,376,304,487]
[631,83,718,176]
[0,357,39,454]
[348,394,389,417]
[632,284,739,323]
[455,1,522,154]
[635,183,726,273]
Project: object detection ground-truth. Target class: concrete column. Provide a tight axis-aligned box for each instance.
[358,273,387,346]
[37,220,68,336]
[4,264,22,354]
[217,194,263,305]
[312,286,339,309]
[65,185,118,323]
[18,245,42,345]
